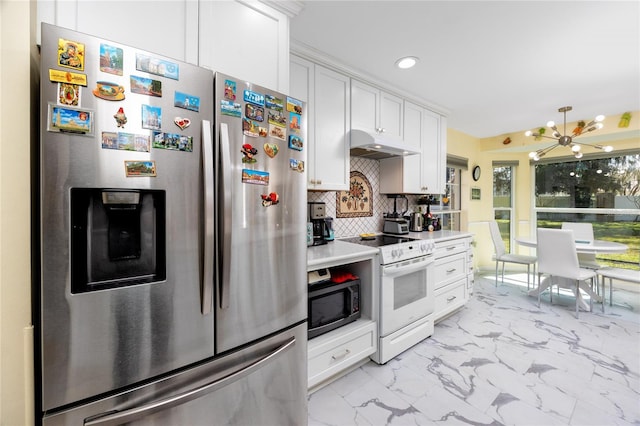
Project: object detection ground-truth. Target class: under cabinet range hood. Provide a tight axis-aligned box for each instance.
[350,129,420,160]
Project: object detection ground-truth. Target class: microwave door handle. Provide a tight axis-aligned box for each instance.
[219,123,232,309]
[201,120,214,315]
[83,337,297,426]
[346,286,354,314]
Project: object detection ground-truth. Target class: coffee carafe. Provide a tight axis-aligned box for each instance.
[308,202,328,246]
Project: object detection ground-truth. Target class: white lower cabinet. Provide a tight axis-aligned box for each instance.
[433,236,472,322]
[308,320,376,391]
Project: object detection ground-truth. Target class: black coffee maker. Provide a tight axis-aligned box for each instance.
[308,202,328,246]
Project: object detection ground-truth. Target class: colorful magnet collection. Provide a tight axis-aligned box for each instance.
[222,78,305,208]
[47,34,305,201]
[48,34,196,178]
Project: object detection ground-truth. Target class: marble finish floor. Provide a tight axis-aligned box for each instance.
[308,273,640,425]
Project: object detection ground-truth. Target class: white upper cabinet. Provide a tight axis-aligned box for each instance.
[351,80,403,140]
[199,1,290,91]
[37,0,199,63]
[38,0,293,91]
[379,102,446,195]
[290,56,350,191]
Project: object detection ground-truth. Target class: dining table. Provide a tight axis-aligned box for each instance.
[515,236,629,311]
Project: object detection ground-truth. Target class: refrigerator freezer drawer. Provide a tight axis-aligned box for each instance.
[43,323,308,426]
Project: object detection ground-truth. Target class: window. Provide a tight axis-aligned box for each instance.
[533,152,640,270]
[493,165,514,252]
[431,161,463,231]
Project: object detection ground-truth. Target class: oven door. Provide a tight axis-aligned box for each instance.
[380,255,434,336]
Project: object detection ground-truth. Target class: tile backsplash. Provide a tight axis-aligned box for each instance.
[307,157,425,238]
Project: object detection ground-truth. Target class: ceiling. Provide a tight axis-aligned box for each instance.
[289,1,640,139]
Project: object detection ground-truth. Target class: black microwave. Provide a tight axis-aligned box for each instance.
[308,279,360,339]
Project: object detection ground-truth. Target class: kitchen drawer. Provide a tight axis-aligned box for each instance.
[308,319,376,390]
[434,238,468,259]
[434,252,466,289]
[434,279,466,322]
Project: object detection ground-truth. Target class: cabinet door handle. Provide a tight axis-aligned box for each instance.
[447,268,457,273]
[447,295,457,302]
[331,349,351,360]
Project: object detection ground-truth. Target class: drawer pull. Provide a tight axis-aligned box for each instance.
[447,295,457,302]
[447,268,457,273]
[331,349,351,361]
[447,246,456,251]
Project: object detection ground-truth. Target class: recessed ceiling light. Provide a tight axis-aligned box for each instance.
[395,56,419,69]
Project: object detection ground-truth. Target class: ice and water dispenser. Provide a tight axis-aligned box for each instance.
[70,188,166,293]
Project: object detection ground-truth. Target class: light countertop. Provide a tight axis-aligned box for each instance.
[307,230,473,269]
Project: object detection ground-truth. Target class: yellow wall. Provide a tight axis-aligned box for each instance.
[448,111,640,272]
[1,1,36,425]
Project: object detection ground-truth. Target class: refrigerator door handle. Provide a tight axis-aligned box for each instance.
[219,123,232,309]
[83,336,297,426]
[201,120,214,315]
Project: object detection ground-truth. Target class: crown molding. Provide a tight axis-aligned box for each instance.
[260,0,305,17]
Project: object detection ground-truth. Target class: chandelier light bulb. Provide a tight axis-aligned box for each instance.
[524,106,610,158]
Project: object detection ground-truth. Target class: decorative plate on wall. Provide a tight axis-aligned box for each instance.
[336,171,373,218]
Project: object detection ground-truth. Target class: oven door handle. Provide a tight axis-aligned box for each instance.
[382,257,433,277]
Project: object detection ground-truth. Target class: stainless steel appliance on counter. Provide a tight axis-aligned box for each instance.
[37,24,307,425]
[341,234,435,364]
[308,201,329,245]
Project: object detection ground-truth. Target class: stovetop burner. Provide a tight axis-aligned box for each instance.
[341,234,417,248]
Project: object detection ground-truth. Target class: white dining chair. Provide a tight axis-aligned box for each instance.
[489,220,537,289]
[561,222,601,270]
[536,228,599,318]
[597,265,640,306]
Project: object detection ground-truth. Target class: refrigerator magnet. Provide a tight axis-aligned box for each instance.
[114,107,127,128]
[241,144,258,163]
[141,105,162,130]
[135,53,179,80]
[268,123,286,141]
[174,91,199,112]
[242,169,269,186]
[57,38,85,71]
[58,83,80,106]
[242,118,259,138]
[258,126,268,137]
[267,110,286,127]
[116,132,150,152]
[289,112,301,131]
[101,132,118,149]
[289,158,304,173]
[130,75,162,97]
[263,143,279,158]
[221,100,241,117]
[288,135,303,151]
[260,192,279,207]
[245,104,264,122]
[173,117,190,130]
[243,90,265,106]
[224,80,237,100]
[286,97,303,115]
[152,131,193,152]
[49,69,87,86]
[47,103,93,135]
[99,44,123,76]
[93,81,125,101]
[265,95,283,111]
[124,160,156,177]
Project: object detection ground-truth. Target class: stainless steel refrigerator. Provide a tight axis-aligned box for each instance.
[37,24,307,425]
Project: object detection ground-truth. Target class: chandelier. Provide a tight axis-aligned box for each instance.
[526,106,612,161]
